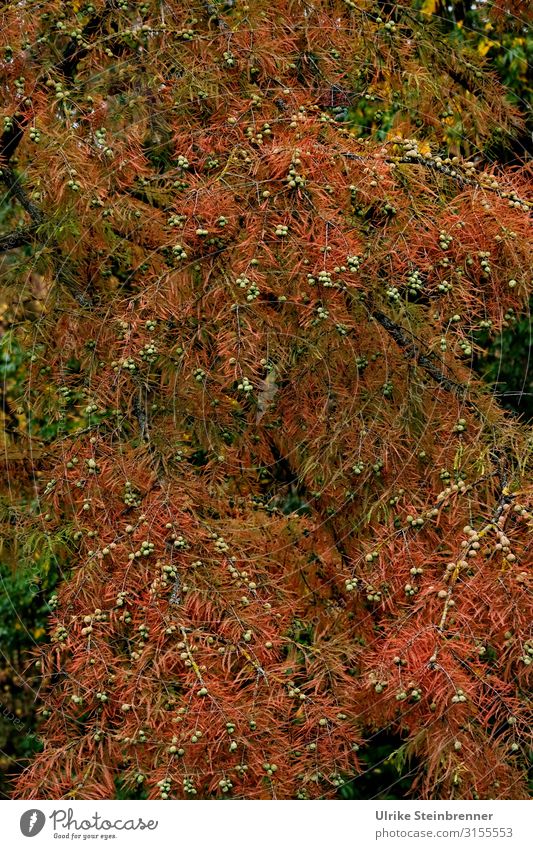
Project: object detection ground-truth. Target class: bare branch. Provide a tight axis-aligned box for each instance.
[0,226,38,253]
[0,114,28,163]
[371,309,467,399]
[1,167,44,225]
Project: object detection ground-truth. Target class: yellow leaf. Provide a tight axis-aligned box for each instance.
[478,38,495,57]
[421,0,438,15]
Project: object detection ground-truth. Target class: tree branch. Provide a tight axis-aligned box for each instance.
[0,114,28,163]
[0,226,38,253]
[1,166,44,225]
[340,150,532,210]
[371,309,467,399]
[1,158,93,304]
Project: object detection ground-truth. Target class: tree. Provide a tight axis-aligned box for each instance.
[0,0,531,801]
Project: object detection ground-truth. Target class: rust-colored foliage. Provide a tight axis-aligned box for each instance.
[0,0,531,800]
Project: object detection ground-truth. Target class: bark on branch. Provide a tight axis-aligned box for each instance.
[371,309,467,399]
[0,226,38,253]
[340,150,532,210]
[1,167,44,225]
[0,114,28,163]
